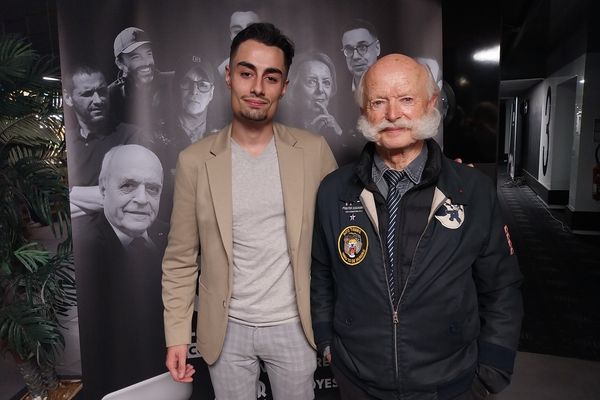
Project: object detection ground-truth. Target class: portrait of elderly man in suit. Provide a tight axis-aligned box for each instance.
[73,144,169,399]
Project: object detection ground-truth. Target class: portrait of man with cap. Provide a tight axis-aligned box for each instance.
[108,26,175,137]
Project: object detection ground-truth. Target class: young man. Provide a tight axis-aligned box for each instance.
[311,54,523,400]
[162,23,336,399]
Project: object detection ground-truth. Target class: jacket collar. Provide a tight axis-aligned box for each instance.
[346,139,469,205]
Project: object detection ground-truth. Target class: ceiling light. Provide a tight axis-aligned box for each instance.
[472,45,500,63]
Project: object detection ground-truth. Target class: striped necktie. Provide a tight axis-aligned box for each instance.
[383,169,404,303]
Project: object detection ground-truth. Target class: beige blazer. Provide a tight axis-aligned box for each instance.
[162,123,337,364]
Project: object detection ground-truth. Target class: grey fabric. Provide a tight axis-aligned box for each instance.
[229,138,298,325]
[208,320,317,400]
[371,144,428,199]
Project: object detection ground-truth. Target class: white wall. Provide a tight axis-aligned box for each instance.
[570,52,600,212]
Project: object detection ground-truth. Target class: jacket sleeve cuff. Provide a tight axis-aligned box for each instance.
[478,341,517,373]
[313,321,333,353]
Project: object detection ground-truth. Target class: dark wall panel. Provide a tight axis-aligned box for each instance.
[442,0,502,168]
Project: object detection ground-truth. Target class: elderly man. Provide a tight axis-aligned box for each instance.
[73,144,168,399]
[311,54,523,400]
[63,66,141,217]
[162,23,336,399]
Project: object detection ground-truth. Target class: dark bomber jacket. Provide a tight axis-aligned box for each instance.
[311,140,523,399]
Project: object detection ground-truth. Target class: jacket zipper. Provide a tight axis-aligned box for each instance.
[377,235,399,377]
[390,194,448,380]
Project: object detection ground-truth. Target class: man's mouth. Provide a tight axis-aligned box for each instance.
[243,97,268,108]
[380,126,411,136]
[136,66,153,76]
[125,210,150,217]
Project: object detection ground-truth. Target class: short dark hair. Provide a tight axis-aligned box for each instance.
[230,22,295,74]
[63,65,104,93]
[342,19,378,39]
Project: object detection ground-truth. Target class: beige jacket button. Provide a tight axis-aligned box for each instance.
[222,300,226,308]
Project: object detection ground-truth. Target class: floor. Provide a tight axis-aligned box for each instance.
[3,170,600,400]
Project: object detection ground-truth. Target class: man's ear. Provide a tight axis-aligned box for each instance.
[428,93,439,110]
[63,89,73,107]
[375,40,381,57]
[280,78,289,99]
[115,56,127,76]
[224,65,231,88]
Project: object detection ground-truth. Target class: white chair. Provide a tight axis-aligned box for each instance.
[101,372,193,400]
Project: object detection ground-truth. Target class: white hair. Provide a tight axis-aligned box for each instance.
[356,106,441,143]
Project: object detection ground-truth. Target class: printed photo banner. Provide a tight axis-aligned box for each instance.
[57,0,442,398]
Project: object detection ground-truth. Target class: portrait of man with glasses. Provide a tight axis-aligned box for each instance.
[175,54,217,145]
[340,19,381,93]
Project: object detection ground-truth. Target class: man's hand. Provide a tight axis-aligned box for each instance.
[69,185,104,213]
[323,346,332,364]
[166,345,195,382]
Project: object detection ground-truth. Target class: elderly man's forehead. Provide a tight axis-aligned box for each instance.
[365,56,426,90]
[109,148,162,173]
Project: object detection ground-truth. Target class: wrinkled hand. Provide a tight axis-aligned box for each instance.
[309,103,342,136]
[166,345,195,383]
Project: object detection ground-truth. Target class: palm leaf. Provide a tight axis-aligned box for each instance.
[0,34,72,369]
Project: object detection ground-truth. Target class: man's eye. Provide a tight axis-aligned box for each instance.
[401,97,415,104]
[370,99,387,109]
[146,184,161,196]
[266,76,279,83]
[120,183,136,193]
[240,71,252,78]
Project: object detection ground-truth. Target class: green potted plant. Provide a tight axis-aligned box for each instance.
[0,34,76,400]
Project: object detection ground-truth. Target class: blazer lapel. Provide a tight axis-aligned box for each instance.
[206,126,233,264]
[274,124,304,265]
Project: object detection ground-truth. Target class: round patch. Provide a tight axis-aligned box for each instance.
[337,225,368,266]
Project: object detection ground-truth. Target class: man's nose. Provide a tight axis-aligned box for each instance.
[386,100,402,122]
[91,91,102,104]
[141,53,153,66]
[251,77,264,96]
[132,185,149,203]
[352,49,363,60]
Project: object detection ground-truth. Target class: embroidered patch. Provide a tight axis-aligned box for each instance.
[342,201,364,218]
[337,226,368,266]
[434,199,465,229]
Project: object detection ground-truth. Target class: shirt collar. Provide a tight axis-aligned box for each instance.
[372,143,429,186]
[107,218,151,247]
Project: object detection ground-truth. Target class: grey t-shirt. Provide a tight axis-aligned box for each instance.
[229,137,298,325]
